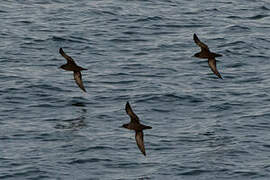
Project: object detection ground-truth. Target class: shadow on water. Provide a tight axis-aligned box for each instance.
[55,108,87,130]
[68,96,91,107]
[71,102,86,107]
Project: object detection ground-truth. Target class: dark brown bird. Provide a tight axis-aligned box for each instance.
[193,33,223,79]
[122,101,152,156]
[59,48,87,92]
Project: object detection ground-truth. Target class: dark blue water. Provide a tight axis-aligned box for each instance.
[1,0,270,179]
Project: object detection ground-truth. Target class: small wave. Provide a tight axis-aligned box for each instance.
[232,170,259,177]
[122,31,139,35]
[15,20,33,24]
[99,80,138,85]
[74,146,113,153]
[68,158,112,165]
[152,146,175,151]
[0,174,50,179]
[71,102,86,107]
[247,54,269,59]
[100,10,117,16]
[222,41,246,48]
[0,10,7,13]
[133,52,148,56]
[25,84,63,92]
[29,103,61,108]
[240,113,270,121]
[134,16,163,22]
[0,168,48,179]
[135,93,204,104]
[247,14,268,20]
[225,62,246,68]
[178,169,210,175]
[51,36,66,42]
[237,76,263,83]
[260,6,270,10]
[69,35,90,43]
[225,25,250,32]
[108,38,148,43]
[227,15,241,19]
[153,23,206,28]
[104,162,142,169]
[51,36,88,43]
[90,9,117,16]
[151,108,171,113]
[262,144,270,149]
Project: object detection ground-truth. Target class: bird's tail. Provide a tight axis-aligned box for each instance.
[213,53,222,57]
[79,67,88,71]
[142,125,152,130]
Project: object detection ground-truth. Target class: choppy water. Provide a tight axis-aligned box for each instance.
[1,0,270,179]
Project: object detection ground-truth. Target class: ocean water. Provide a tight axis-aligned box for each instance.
[1,0,270,179]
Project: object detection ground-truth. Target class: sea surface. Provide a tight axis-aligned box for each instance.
[1,0,270,179]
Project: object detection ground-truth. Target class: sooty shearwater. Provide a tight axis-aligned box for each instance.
[59,48,87,92]
[193,33,223,79]
[122,101,152,156]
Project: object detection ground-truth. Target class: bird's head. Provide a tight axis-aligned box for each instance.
[193,52,200,58]
[59,64,67,70]
[121,124,129,129]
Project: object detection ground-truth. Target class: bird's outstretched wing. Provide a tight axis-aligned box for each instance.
[208,58,223,79]
[73,71,86,92]
[59,48,76,64]
[193,33,209,51]
[135,131,146,156]
[126,102,140,123]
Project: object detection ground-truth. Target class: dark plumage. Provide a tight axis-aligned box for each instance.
[193,33,223,79]
[122,101,152,156]
[59,48,87,92]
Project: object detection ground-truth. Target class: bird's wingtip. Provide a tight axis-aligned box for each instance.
[193,33,198,40]
[59,48,63,54]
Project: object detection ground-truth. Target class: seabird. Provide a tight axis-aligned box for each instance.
[193,33,223,79]
[59,48,87,92]
[122,101,152,156]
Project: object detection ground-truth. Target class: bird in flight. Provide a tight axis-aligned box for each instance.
[193,33,223,79]
[59,48,87,92]
[122,101,152,156]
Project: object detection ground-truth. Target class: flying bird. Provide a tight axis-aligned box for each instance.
[193,33,223,79]
[59,48,87,92]
[122,101,152,156]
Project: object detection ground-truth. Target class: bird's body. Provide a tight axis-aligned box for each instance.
[122,102,152,156]
[60,63,87,72]
[193,33,223,79]
[122,122,152,131]
[194,51,222,59]
[59,48,87,92]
